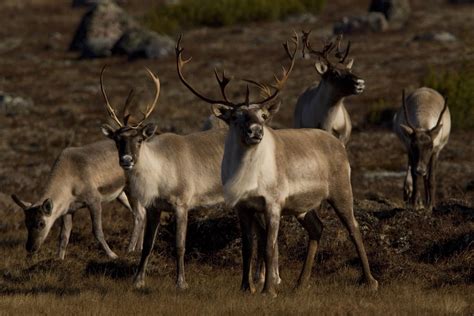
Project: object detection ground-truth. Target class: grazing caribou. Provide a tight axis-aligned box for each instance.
[178,34,378,296]
[11,140,146,260]
[294,31,365,145]
[393,87,451,211]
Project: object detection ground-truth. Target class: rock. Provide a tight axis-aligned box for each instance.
[0,38,23,54]
[369,0,411,28]
[112,28,174,59]
[69,0,138,58]
[0,92,34,116]
[413,31,457,42]
[334,12,389,34]
[72,0,126,7]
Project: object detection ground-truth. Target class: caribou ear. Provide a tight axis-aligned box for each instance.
[101,124,115,139]
[315,60,328,75]
[430,123,443,139]
[262,101,281,119]
[11,194,31,210]
[400,124,414,136]
[345,58,354,70]
[142,123,158,140]
[211,104,233,123]
[42,199,53,216]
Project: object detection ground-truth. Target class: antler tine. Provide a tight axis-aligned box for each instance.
[176,34,234,107]
[242,78,273,98]
[302,30,333,63]
[134,68,160,128]
[402,89,415,129]
[214,69,232,103]
[100,66,123,128]
[434,97,448,128]
[123,88,135,126]
[334,36,351,64]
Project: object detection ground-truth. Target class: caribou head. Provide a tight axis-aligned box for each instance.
[399,90,447,176]
[303,31,365,97]
[100,67,160,170]
[11,195,53,254]
[176,33,298,146]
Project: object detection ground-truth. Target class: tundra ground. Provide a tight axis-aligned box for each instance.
[0,0,473,315]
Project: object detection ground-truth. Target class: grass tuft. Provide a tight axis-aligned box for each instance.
[422,63,474,129]
[144,0,326,34]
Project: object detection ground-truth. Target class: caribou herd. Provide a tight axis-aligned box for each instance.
[10,31,451,297]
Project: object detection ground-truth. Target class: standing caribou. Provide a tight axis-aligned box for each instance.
[177,34,378,296]
[393,87,450,211]
[11,140,146,260]
[294,31,365,145]
[100,66,279,289]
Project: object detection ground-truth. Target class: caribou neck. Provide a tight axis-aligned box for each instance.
[314,80,346,113]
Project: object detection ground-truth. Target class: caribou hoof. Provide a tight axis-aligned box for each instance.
[107,252,119,260]
[133,274,146,289]
[367,279,379,291]
[177,280,189,290]
[261,288,278,298]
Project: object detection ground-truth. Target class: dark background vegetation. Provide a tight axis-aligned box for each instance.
[0,0,473,314]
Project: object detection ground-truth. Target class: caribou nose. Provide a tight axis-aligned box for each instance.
[416,166,427,176]
[120,155,134,169]
[354,79,365,94]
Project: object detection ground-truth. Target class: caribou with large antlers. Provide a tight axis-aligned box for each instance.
[11,140,146,260]
[100,64,279,289]
[294,31,365,145]
[178,33,378,296]
[393,87,451,211]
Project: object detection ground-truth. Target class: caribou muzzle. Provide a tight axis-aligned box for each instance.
[353,78,365,95]
[120,155,135,170]
[245,124,264,144]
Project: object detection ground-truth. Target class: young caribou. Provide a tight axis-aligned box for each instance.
[294,31,365,145]
[393,87,450,210]
[11,140,146,260]
[178,34,378,296]
[100,63,281,289]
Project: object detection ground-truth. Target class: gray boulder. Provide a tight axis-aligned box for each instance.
[113,28,174,59]
[69,0,138,58]
[369,0,411,28]
[334,12,389,34]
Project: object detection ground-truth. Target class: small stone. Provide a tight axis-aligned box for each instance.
[334,12,388,34]
[0,92,34,116]
[112,28,174,59]
[413,31,457,42]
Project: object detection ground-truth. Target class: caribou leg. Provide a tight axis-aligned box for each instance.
[262,203,281,297]
[117,192,145,252]
[134,206,161,288]
[238,207,256,293]
[88,200,118,259]
[58,214,73,260]
[175,206,189,290]
[329,197,378,291]
[296,209,324,289]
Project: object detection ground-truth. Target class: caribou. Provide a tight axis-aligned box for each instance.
[393,87,451,211]
[100,66,279,290]
[178,33,378,296]
[294,31,365,145]
[11,140,146,260]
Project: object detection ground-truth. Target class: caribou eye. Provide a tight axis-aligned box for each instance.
[37,221,45,229]
[262,113,268,120]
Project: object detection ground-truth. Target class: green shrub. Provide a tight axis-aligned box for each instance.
[144,0,325,34]
[422,63,474,129]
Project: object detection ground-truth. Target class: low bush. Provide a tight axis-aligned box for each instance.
[144,0,325,34]
[422,63,474,129]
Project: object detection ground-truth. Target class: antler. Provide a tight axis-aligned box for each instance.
[402,89,415,129]
[434,97,448,129]
[302,30,336,63]
[243,31,299,105]
[176,35,235,107]
[100,66,124,128]
[134,68,161,128]
[123,88,135,126]
[334,34,351,64]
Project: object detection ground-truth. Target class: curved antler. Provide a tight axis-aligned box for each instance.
[334,34,351,64]
[433,97,448,130]
[243,31,299,105]
[402,89,415,129]
[176,35,235,107]
[134,68,161,128]
[302,30,336,63]
[100,66,124,128]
